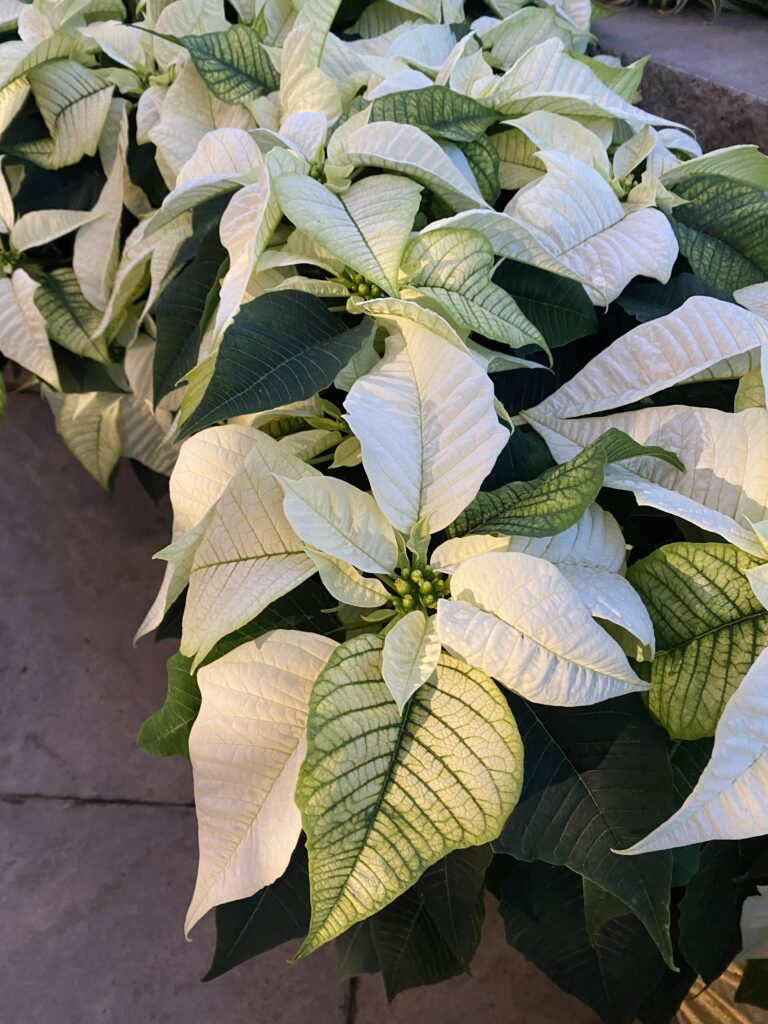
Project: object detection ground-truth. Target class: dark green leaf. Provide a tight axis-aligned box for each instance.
[583,878,631,946]
[479,425,555,492]
[180,25,279,104]
[618,273,733,323]
[500,861,666,1024]
[669,738,714,806]
[414,845,490,965]
[494,694,675,967]
[155,588,186,641]
[737,960,768,1011]
[460,135,500,205]
[129,459,169,504]
[678,842,746,984]
[204,843,310,980]
[180,291,371,437]
[335,845,489,993]
[637,962,697,1024]
[137,653,200,758]
[11,154,105,215]
[449,428,681,539]
[51,343,125,393]
[369,86,498,143]
[668,739,709,886]
[154,225,226,402]
[336,921,380,982]
[493,259,597,349]
[670,175,768,290]
[365,887,466,1001]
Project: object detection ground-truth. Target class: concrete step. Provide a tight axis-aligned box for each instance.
[595,7,768,153]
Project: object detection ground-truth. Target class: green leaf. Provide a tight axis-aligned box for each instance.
[180,291,371,437]
[137,653,200,758]
[459,136,500,205]
[627,543,768,740]
[492,259,598,349]
[495,694,675,968]
[449,428,682,540]
[180,25,279,104]
[670,175,768,291]
[499,861,666,1024]
[737,960,768,1011]
[295,635,523,958]
[154,227,226,402]
[369,86,498,143]
[594,430,684,470]
[204,843,310,980]
[34,269,107,362]
[617,273,733,323]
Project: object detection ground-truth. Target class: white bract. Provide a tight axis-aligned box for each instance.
[524,298,768,557]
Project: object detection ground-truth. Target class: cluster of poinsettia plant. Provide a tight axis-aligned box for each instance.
[4,0,768,1019]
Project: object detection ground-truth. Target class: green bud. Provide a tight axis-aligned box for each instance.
[411,569,423,584]
[419,581,433,595]
[402,594,415,610]
[401,567,411,580]
[357,282,370,296]
[422,594,437,608]
[394,579,410,596]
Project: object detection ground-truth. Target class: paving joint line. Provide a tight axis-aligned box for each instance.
[345,977,359,1024]
[0,792,194,808]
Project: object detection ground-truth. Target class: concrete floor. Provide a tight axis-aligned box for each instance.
[0,393,599,1023]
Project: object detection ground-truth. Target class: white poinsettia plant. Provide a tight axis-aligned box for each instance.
[175,309,666,941]
[4,0,768,1016]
